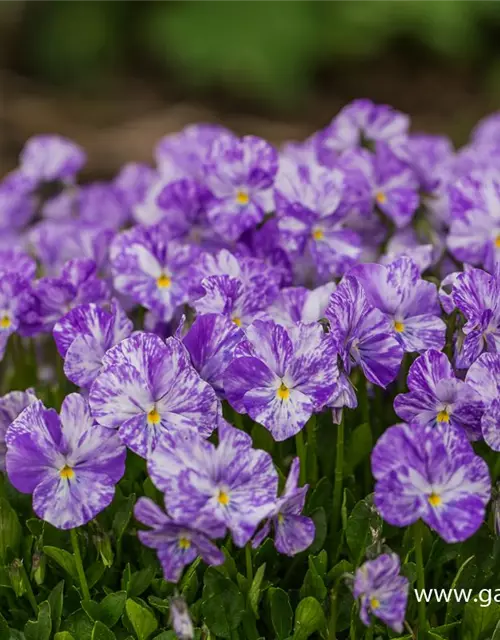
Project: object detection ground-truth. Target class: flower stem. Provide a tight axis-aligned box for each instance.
[327,587,338,639]
[70,528,90,602]
[19,562,38,615]
[295,429,307,486]
[413,520,427,635]
[331,415,345,560]
[245,543,253,584]
[364,625,373,640]
[306,415,318,484]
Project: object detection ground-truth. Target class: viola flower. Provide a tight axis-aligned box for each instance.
[203,134,278,241]
[134,497,224,583]
[316,99,409,166]
[337,143,419,229]
[471,112,500,147]
[148,420,278,547]
[156,178,213,242]
[353,553,409,633]
[0,249,37,279]
[24,258,110,334]
[193,274,278,329]
[0,171,37,231]
[372,422,491,542]
[394,349,483,441]
[451,267,500,368]
[110,223,199,322]
[0,273,35,359]
[19,134,86,184]
[89,332,218,458]
[466,353,500,450]
[0,389,37,471]
[325,276,403,388]
[407,133,454,194]
[169,597,195,640]
[252,458,315,556]
[328,372,359,423]
[224,320,338,441]
[381,228,434,274]
[351,257,446,353]
[53,300,133,388]
[78,182,129,229]
[5,394,126,529]
[264,283,336,328]
[275,161,361,279]
[113,162,157,215]
[181,313,244,397]
[448,173,500,272]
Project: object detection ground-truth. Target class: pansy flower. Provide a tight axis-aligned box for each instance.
[148,420,278,547]
[110,223,199,322]
[53,300,133,388]
[134,497,224,583]
[252,458,315,556]
[351,257,446,353]
[156,178,213,243]
[0,389,37,471]
[203,134,278,241]
[89,332,218,458]
[353,553,409,633]
[394,349,483,441]
[224,320,338,441]
[0,273,35,359]
[19,134,86,184]
[6,394,126,529]
[466,353,500,450]
[372,422,491,542]
[263,283,335,328]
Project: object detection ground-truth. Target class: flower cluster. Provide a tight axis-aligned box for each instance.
[1,103,500,637]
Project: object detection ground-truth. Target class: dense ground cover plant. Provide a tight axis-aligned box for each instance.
[1,101,500,639]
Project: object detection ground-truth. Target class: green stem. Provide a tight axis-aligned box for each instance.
[414,520,427,636]
[19,562,38,615]
[331,416,345,561]
[245,543,253,584]
[327,587,338,639]
[364,625,373,640]
[306,415,318,484]
[70,528,90,601]
[295,429,307,486]
[232,410,244,431]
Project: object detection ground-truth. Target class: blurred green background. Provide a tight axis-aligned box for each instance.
[2,0,500,176]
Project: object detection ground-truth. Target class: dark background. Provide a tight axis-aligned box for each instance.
[2,0,500,178]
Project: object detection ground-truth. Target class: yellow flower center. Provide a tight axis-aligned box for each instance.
[0,316,11,329]
[312,228,324,241]
[217,490,230,505]
[179,537,191,550]
[232,316,242,327]
[277,513,285,524]
[276,382,290,401]
[428,492,442,507]
[370,597,380,610]
[375,191,387,205]
[156,274,171,289]
[394,320,405,333]
[147,408,161,425]
[437,409,450,423]
[59,465,75,480]
[495,235,500,248]
[236,191,249,205]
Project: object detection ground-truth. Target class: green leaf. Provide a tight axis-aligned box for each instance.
[121,564,132,592]
[268,588,293,640]
[428,634,446,640]
[0,498,21,562]
[446,555,477,621]
[91,621,116,640]
[148,596,169,615]
[401,562,417,585]
[125,599,158,640]
[202,568,245,638]
[300,556,327,602]
[327,560,353,586]
[308,507,327,554]
[48,580,65,633]
[112,493,136,541]
[0,611,9,638]
[307,477,332,516]
[492,619,500,640]
[26,519,44,537]
[61,609,93,640]
[54,633,75,640]
[344,422,372,475]
[249,563,266,618]
[83,591,127,628]
[251,423,275,454]
[24,601,52,640]
[43,546,77,580]
[345,496,382,566]
[87,561,107,590]
[128,566,156,597]
[293,597,326,640]
[309,550,327,578]
[461,597,500,640]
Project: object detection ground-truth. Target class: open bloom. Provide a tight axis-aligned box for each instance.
[134,497,224,583]
[53,300,133,388]
[372,422,491,542]
[394,349,483,441]
[252,458,315,556]
[0,389,37,471]
[19,134,86,184]
[203,134,278,240]
[351,258,446,353]
[148,420,278,547]
[466,353,500,450]
[325,276,403,388]
[0,273,35,360]
[263,283,335,328]
[224,320,338,441]
[6,394,126,529]
[110,223,199,321]
[89,332,218,458]
[353,553,409,633]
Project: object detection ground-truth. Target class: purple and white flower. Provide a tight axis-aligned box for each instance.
[466,353,500,450]
[263,283,335,328]
[19,134,86,184]
[0,389,37,471]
